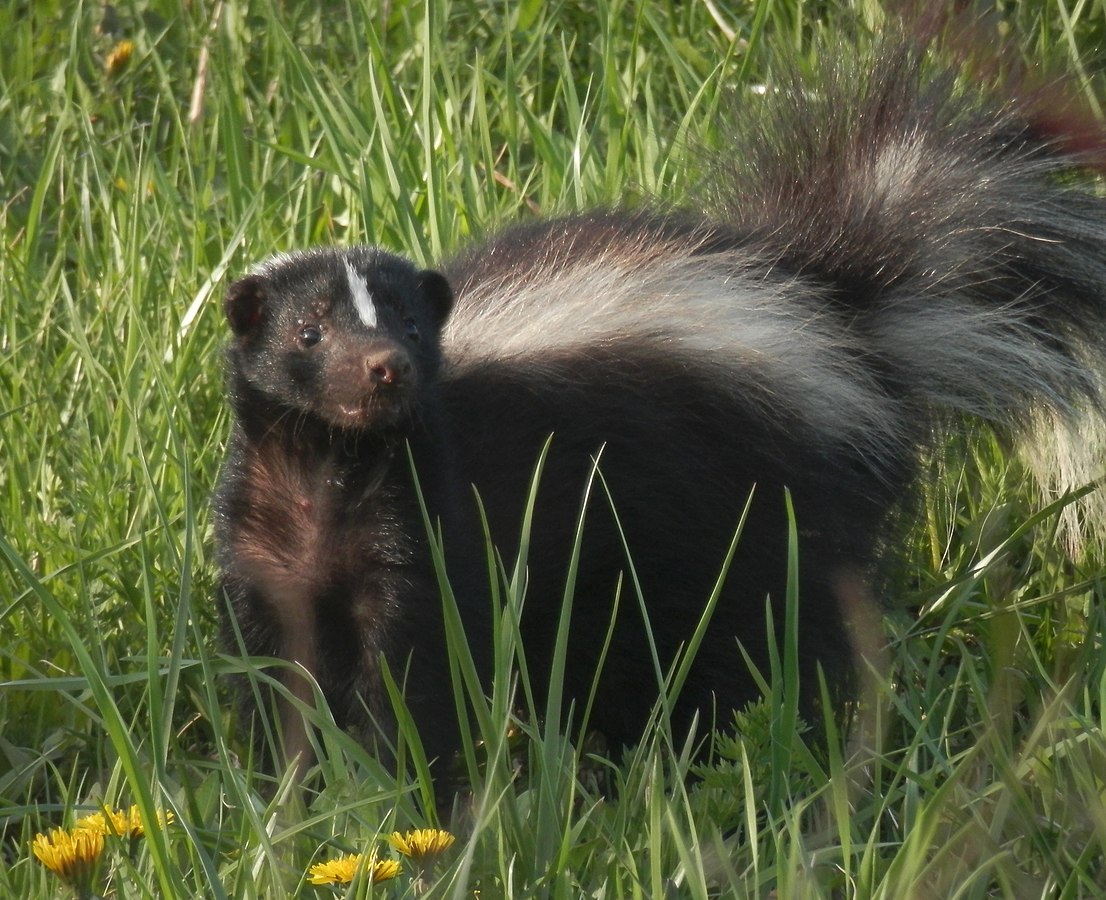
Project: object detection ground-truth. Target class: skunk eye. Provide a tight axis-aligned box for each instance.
[298,324,323,346]
[403,318,421,343]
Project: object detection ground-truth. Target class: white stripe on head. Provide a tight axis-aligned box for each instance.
[345,260,379,329]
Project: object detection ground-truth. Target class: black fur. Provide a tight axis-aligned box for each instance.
[214,38,1106,775]
[214,248,470,769]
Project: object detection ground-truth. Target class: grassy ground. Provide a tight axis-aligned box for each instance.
[2,0,1106,896]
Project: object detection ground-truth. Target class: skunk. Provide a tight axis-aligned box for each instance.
[213,35,1106,773]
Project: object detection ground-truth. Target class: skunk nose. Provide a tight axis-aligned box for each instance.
[365,348,413,386]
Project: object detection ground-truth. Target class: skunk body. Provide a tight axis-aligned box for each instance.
[214,40,1106,770]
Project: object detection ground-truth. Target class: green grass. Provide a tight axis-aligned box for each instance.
[2,0,1106,896]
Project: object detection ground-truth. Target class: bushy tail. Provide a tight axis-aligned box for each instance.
[443,20,1106,536]
[705,26,1106,528]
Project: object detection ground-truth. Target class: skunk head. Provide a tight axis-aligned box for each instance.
[224,247,454,431]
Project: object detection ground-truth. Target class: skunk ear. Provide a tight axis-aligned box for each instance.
[417,269,455,327]
[225,275,268,336]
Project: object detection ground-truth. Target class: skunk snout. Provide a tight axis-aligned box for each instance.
[304,339,422,429]
[365,347,413,387]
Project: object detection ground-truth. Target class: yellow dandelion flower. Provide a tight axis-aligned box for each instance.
[31,827,104,888]
[76,804,174,838]
[105,39,134,76]
[307,853,401,886]
[367,857,402,882]
[387,828,456,862]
